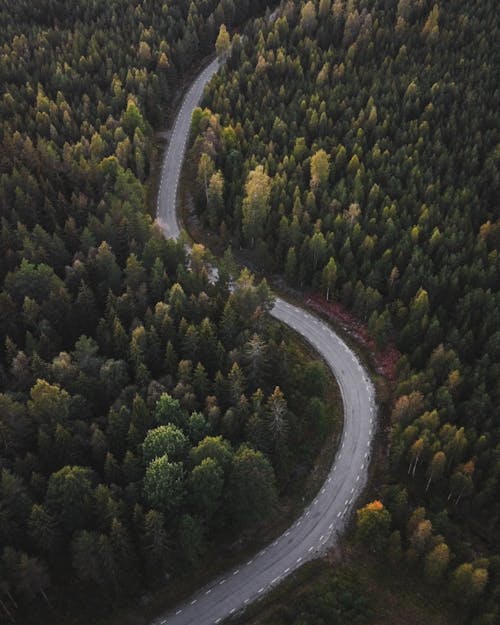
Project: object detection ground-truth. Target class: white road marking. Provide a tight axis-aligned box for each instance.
[285,531,290,536]
[320,535,324,541]
[284,567,290,574]
[190,599,197,605]
[244,598,249,604]
[296,557,302,563]
[206,589,212,595]
[329,523,334,530]
[308,546,314,552]
[247,560,253,566]
[356,475,360,481]
[233,569,239,575]
[230,608,236,614]
[258,587,264,594]
[271,576,280,584]
[337,511,342,517]
[305,511,310,517]
[215,619,221,624]
[176,609,182,615]
[219,579,226,585]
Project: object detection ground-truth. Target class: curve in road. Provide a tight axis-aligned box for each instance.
[157,58,220,239]
[154,57,376,625]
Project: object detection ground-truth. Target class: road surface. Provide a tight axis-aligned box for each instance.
[157,59,220,239]
[154,57,376,625]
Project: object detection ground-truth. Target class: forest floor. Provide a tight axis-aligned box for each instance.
[231,549,455,625]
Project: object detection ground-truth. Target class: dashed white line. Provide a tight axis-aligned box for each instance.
[205,589,212,595]
[247,560,253,566]
[190,599,197,605]
[176,609,182,615]
[233,569,239,575]
[219,579,226,585]
[284,567,290,574]
[258,587,264,594]
[296,557,302,564]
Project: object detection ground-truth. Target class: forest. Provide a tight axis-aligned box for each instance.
[0,1,340,623]
[190,0,499,623]
[0,0,499,623]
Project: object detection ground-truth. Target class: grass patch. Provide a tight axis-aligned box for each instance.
[231,547,456,625]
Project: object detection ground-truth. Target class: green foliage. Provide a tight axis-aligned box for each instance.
[143,455,185,514]
[154,393,187,428]
[188,458,224,522]
[260,568,370,625]
[45,466,93,534]
[356,501,391,554]
[142,425,188,462]
[227,445,278,529]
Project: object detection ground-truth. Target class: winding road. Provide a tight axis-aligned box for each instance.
[153,57,376,625]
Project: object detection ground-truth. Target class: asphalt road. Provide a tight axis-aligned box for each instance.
[153,57,376,625]
[156,58,220,239]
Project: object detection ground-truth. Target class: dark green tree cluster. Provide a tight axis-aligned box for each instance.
[192,1,499,622]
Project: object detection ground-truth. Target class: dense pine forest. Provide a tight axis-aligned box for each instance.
[191,0,499,623]
[0,1,342,623]
[0,0,499,624]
